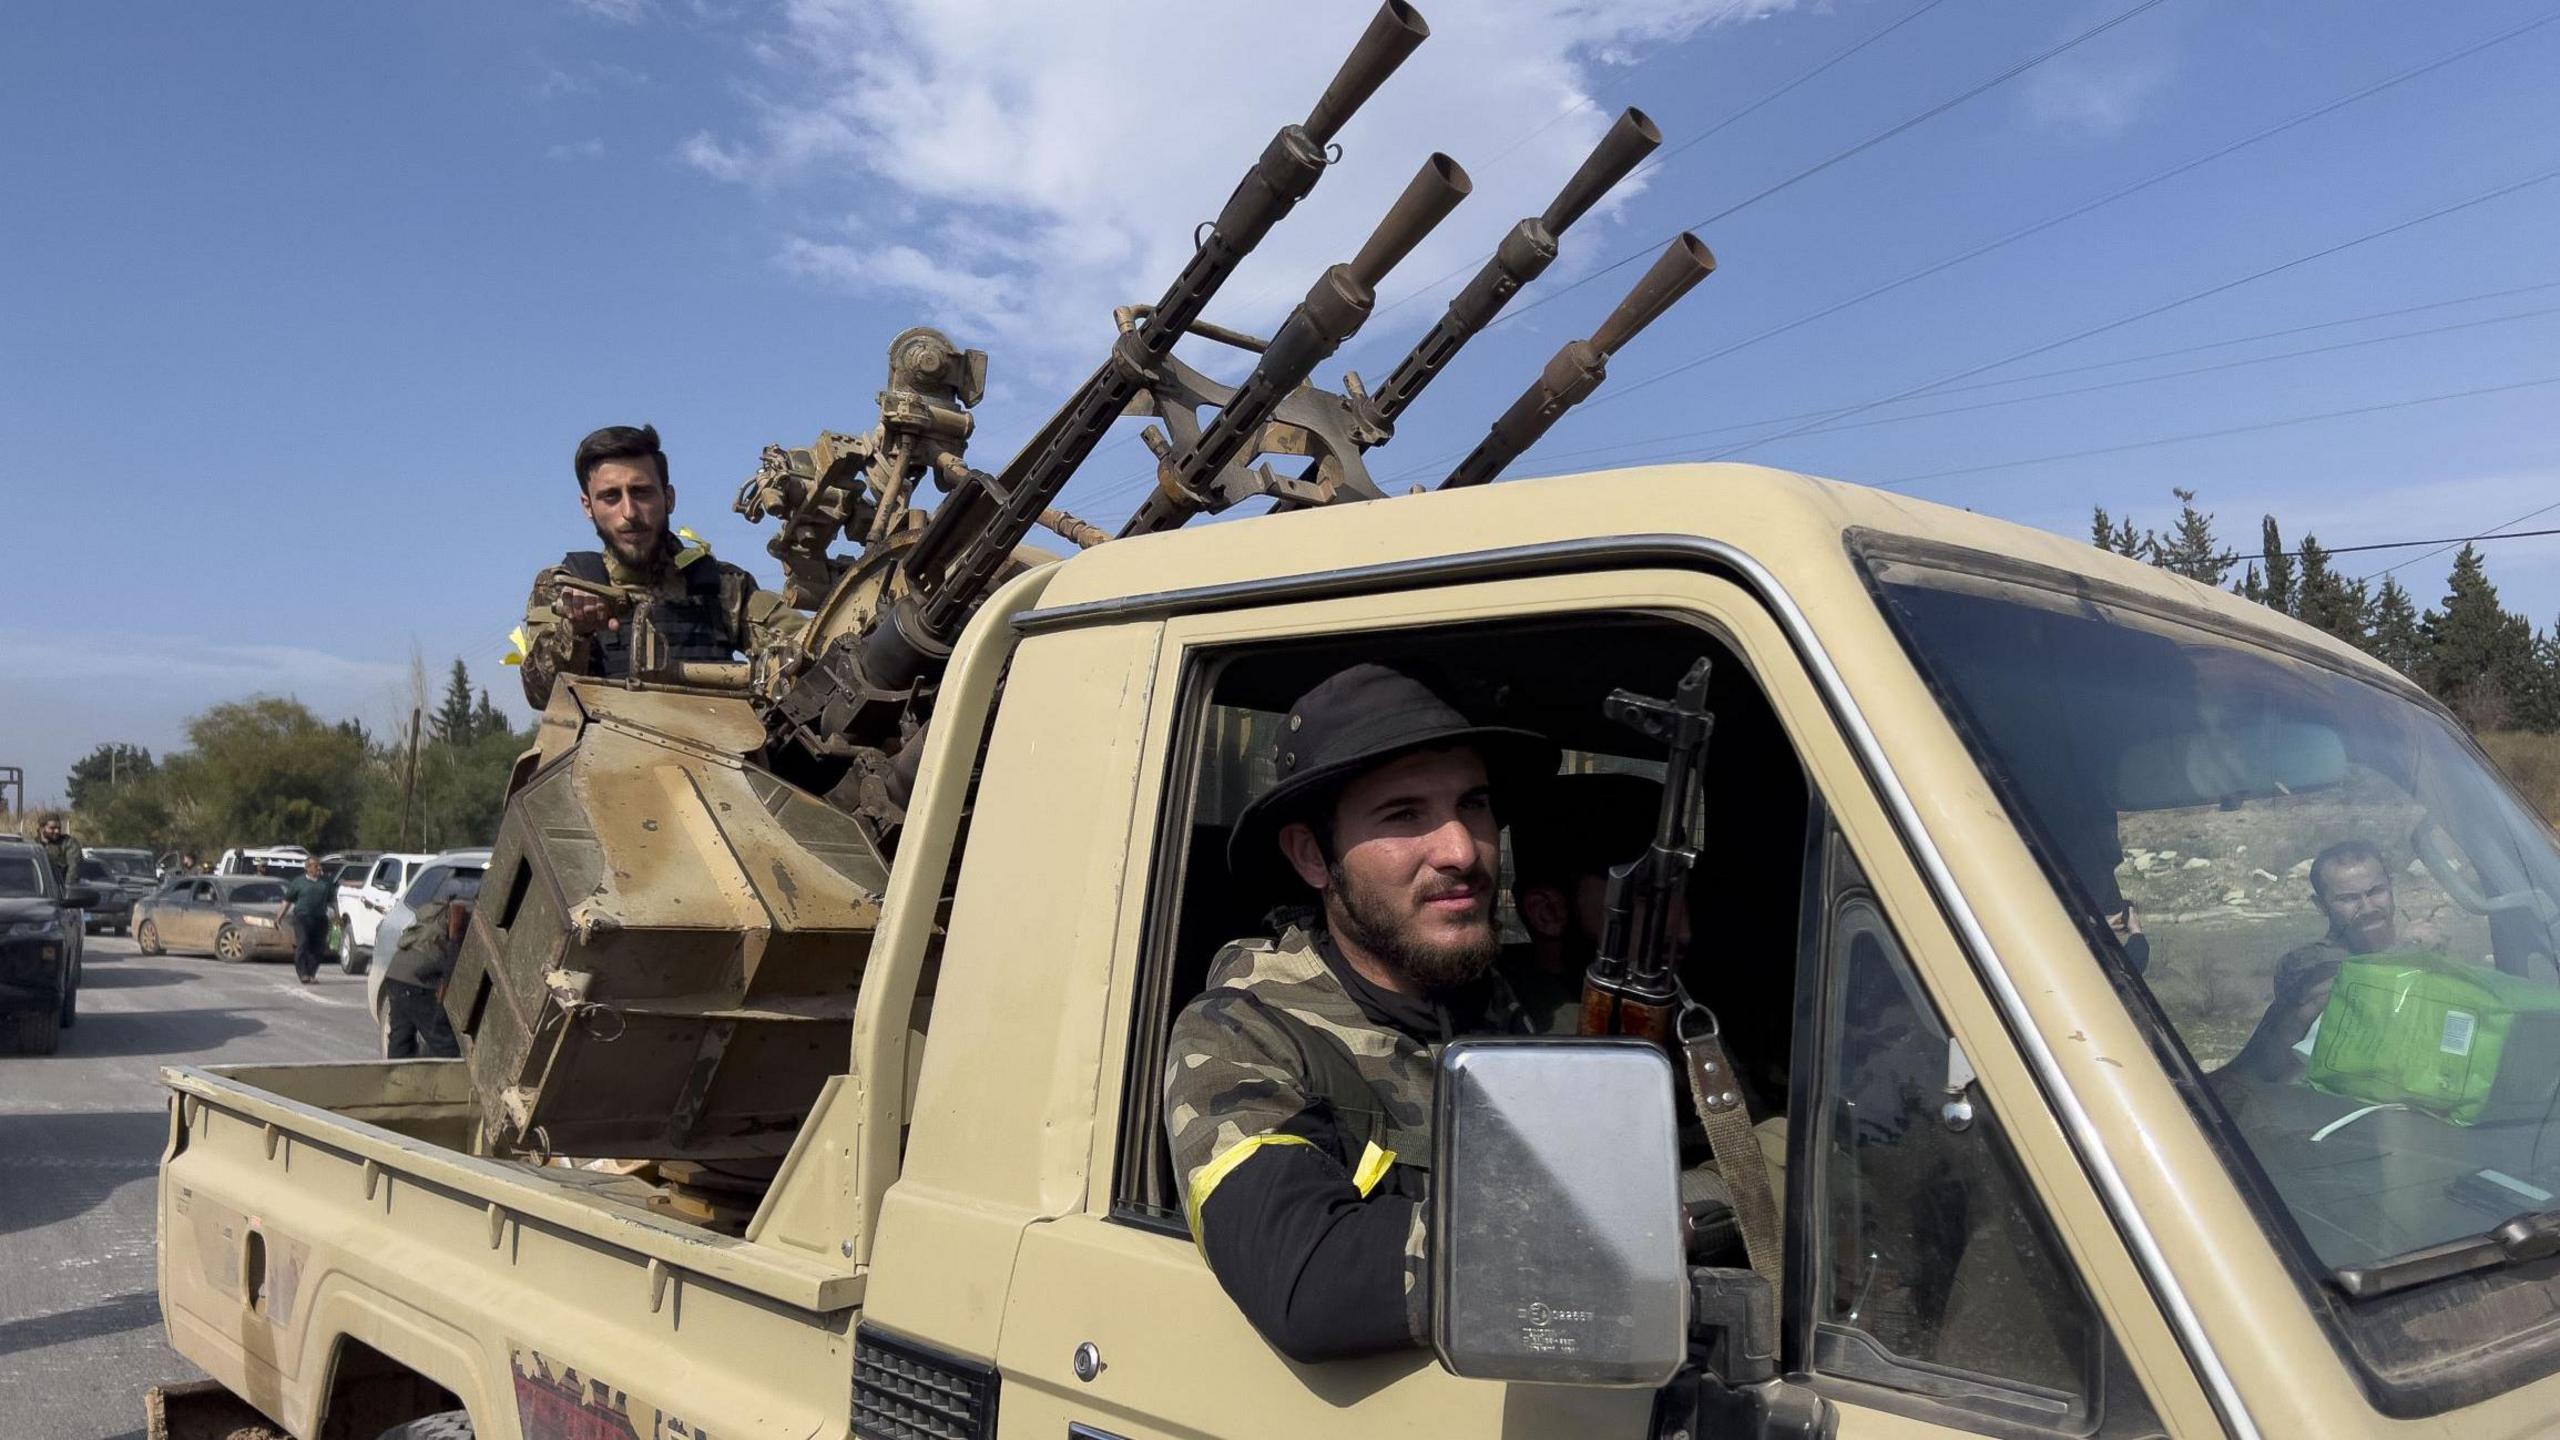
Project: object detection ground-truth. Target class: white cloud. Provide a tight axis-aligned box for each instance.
[567,0,651,22]
[2021,56,2173,137]
[684,0,1808,370]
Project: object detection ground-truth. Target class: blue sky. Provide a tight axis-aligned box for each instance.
[3,0,2556,806]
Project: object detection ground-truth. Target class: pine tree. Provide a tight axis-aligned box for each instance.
[2238,564,2264,605]
[2293,536,2369,646]
[471,688,509,743]
[2424,545,2537,731]
[2255,516,2295,616]
[2146,488,2234,585]
[2365,577,2426,679]
[2090,507,2143,558]
[430,659,477,745]
[2520,618,2560,734]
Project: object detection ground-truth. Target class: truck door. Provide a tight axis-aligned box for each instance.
[987,566,2211,1438]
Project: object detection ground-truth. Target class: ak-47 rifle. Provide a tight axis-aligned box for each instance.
[1580,655,1714,1043]
[1579,654,1782,1282]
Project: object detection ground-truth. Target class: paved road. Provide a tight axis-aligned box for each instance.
[0,935,378,1439]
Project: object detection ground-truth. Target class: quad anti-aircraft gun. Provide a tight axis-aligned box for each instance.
[447,1,1713,1201]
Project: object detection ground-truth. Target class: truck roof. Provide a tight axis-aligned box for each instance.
[1036,463,2401,689]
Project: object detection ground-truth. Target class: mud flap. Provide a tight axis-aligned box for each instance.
[145,1379,289,1440]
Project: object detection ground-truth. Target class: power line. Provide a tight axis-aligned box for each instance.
[1693,161,2560,464]
[1482,0,2177,334]
[2295,526,2560,560]
[1582,8,2560,411]
[2367,498,2560,581]
[1373,0,1960,322]
[1849,374,2560,491]
[1514,301,2560,470]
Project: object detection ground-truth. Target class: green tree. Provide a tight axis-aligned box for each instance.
[2423,545,2537,732]
[2292,536,2369,647]
[163,697,371,851]
[2519,618,2560,734]
[2254,516,2295,616]
[2089,507,2143,558]
[2145,488,2235,586]
[2365,577,2427,679]
[430,659,478,745]
[409,721,532,852]
[471,688,508,742]
[65,742,154,811]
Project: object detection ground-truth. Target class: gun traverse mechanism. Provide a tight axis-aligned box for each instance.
[1442,231,1716,489]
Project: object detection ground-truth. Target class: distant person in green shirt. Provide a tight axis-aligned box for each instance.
[276,854,337,985]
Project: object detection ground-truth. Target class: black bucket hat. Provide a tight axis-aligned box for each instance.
[1228,663,1559,873]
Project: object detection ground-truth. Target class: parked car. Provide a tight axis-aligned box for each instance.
[133,874,296,962]
[0,838,97,1054]
[367,847,490,1049]
[333,851,435,975]
[214,846,309,878]
[74,848,158,935]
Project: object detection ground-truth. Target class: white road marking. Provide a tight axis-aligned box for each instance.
[285,984,354,1007]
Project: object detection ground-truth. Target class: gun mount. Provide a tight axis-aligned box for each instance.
[458,0,1715,1188]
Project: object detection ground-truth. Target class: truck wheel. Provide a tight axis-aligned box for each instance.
[375,1411,475,1440]
[214,924,247,963]
[13,1009,61,1056]
[137,919,163,955]
[339,925,368,976]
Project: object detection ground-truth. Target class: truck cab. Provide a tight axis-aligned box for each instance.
[156,465,2560,1439]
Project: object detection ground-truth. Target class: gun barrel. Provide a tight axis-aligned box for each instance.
[1540,107,1661,234]
[1363,111,1661,429]
[1439,231,1712,490]
[1120,154,1472,538]
[1304,1,1430,144]
[1590,232,1714,357]
[1347,152,1472,290]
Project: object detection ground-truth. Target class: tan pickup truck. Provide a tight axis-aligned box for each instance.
[156,465,2560,1439]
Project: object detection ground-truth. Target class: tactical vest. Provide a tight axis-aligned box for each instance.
[558,550,738,677]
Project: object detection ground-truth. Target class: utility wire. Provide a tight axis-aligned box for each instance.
[1514,302,2560,470]
[1581,8,2560,411]
[1690,162,2560,465]
[1481,0,2177,334]
[1855,374,2560,490]
[2367,498,2560,581]
[1373,0,1960,322]
[2293,526,2560,560]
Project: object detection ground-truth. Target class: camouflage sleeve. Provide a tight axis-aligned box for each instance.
[720,563,803,658]
[1164,985,1426,1360]
[517,568,593,711]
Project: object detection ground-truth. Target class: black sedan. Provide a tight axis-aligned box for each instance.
[74,848,158,935]
[0,842,98,1054]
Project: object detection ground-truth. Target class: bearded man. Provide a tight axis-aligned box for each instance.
[1163,663,1555,1362]
[514,424,796,709]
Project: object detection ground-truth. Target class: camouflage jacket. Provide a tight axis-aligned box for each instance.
[382,897,465,991]
[36,833,80,892]
[1163,915,1527,1361]
[514,535,797,710]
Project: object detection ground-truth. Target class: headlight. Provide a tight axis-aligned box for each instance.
[4,918,56,938]
[241,915,274,928]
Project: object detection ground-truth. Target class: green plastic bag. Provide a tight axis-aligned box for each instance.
[2307,951,2560,1125]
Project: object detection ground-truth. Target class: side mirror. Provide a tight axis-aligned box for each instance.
[60,888,101,910]
[1430,1038,1688,1387]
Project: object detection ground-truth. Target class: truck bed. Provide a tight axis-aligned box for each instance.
[158,1059,863,1439]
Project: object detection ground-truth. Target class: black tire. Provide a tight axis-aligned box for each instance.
[136,919,163,955]
[214,923,248,963]
[339,924,368,976]
[375,1410,475,1440]
[14,1009,61,1056]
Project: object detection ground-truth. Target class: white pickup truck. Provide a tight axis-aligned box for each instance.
[334,852,434,975]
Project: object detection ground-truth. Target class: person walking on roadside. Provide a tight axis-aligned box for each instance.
[276,854,337,985]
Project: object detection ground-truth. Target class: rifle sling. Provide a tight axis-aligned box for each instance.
[1682,1027,1782,1285]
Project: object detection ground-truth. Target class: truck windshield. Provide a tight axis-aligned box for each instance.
[1867,547,2560,1406]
